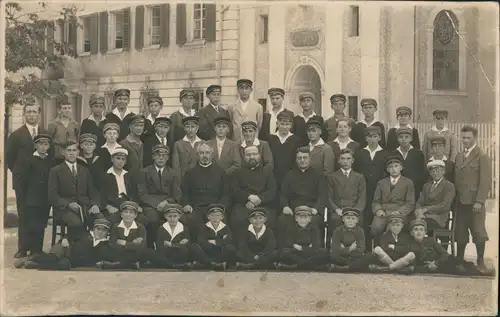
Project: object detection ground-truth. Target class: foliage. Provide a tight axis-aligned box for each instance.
[4,2,80,109]
[139,77,159,115]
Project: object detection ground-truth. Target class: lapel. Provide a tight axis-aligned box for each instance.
[460,147,479,169]
[207,105,219,121]
[386,178,399,199]
[428,180,445,200]
[124,173,131,192]
[181,140,193,153]
[149,165,162,190]
[234,100,244,116]
[221,140,232,160]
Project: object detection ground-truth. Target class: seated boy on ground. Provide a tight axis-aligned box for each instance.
[14,219,115,270]
[369,214,415,274]
[191,204,236,271]
[277,206,328,270]
[236,208,278,270]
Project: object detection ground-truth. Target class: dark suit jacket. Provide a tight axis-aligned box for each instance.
[327,140,360,171]
[172,138,204,178]
[310,143,335,176]
[372,176,415,216]
[258,112,275,142]
[48,162,100,210]
[7,125,49,190]
[137,165,182,209]
[197,104,232,141]
[454,146,491,205]
[416,179,456,228]
[353,148,389,198]
[326,169,366,212]
[208,138,241,175]
[101,171,139,209]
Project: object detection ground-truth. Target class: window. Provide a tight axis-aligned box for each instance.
[149,5,161,45]
[432,10,459,90]
[349,6,359,37]
[260,15,268,43]
[109,10,125,50]
[348,96,358,120]
[82,16,91,53]
[258,98,268,112]
[193,4,207,40]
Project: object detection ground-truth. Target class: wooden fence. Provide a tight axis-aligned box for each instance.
[414,122,497,199]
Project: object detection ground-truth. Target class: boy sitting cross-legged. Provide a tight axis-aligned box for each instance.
[236,208,278,270]
[409,219,494,276]
[191,204,236,271]
[14,218,115,270]
[369,214,415,274]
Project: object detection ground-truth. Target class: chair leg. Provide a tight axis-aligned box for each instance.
[51,222,57,246]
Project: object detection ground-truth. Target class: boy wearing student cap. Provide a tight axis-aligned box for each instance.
[208,116,241,175]
[351,98,386,149]
[198,85,232,141]
[390,127,426,200]
[104,88,136,142]
[77,133,103,190]
[239,120,274,173]
[170,88,197,144]
[172,116,204,178]
[15,218,116,270]
[306,116,335,176]
[408,219,493,276]
[228,79,264,143]
[155,204,194,269]
[143,95,165,137]
[292,92,326,144]
[236,208,278,270]
[371,156,415,239]
[352,125,389,251]
[425,135,455,182]
[119,114,146,180]
[386,106,421,151]
[97,122,125,172]
[143,116,173,168]
[259,88,293,142]
[19,134,56,255]
[267,109,303,189]
[277,206,328,270]
[324,93,351,142]
[48,96,80,164]
[422,110,458,162]
[80,94,106,147]
[191,204,236,270]
[327,117,360,171]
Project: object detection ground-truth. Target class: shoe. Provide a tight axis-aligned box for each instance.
[333,265,351,273]
[368,264,389,273]
[476,263,495,276]
[14,259,27,268]
[276,263,298,271]
[14,250,27,259]
[396,265,414,275]
[185,262,195,270]
[98,261,121,270]
[23,260,39,269]
[173,263,190,270]
[192,261,205,270]
[327,264,336,272]
[235,262,243,269]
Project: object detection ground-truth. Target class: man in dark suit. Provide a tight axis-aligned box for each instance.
[7,100,50,258]
[143,117,172,168]
[208,116,241,175]
[454,126,491,273]
[371,156,415,239]
[137,144,182,247]
[197,85,232,141]
[48,140,103,242]
[415,160,456,237]
[103,89,136,142]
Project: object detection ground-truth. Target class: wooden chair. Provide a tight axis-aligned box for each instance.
[432,210,456,256]
[51,217,67,246]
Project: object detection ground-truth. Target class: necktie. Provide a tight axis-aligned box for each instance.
[32,127,37,138]
[390,179,396,192]
[158,168,162,184]
[215,106,219,113]
[344,171,349,177]
[464,149,469,158]
[71,164,77,180]
[432,182,438,191]
[161,138,165,146]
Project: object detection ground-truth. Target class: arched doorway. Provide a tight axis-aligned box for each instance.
[287,65,322,115]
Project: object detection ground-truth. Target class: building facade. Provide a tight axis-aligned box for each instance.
[9,2,498,131]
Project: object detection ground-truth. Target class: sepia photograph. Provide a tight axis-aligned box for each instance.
[1,0,498,315]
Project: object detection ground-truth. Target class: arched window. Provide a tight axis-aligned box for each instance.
[432,10,459,90]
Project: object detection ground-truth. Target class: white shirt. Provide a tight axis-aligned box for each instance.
[90,231,109,247]
[432,177,444,188]
[274,131,293,144]
[162,222,184,242]
[464,144,477,158]
[248,224,266,240]
[216,138,225,158]
[101,143,122,153]
[156,134,167,146]
[239,99,250,112]
[146,114,155,125]
[26,123,38,137]
[241,138,261,148]
[429,155,448,161]
[155,165,165,175]
[112,107,132,120]
[390,176,401,185]
[364,145,384,160]
[179,107,196,117]
[65,161,77,174]
[118,220,138,237]
[309,138,325,152]
[340,168,351,177]
[334,137,354,150]
[397,145,414,160]
[182,135,202,148]
[33,151,47,158]
[107,167,128,196]
[299,111,316,121]
[269,107,285,135]
[206,221,226,234]
[87,114,105,124]
[431,125,449,133]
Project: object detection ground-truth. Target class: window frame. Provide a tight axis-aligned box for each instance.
[144,5,162,49]
[349,6,359,37]
[108,9,125,53]
[260,15,268,44]
[79,15,92,55]
[185,3,207,45]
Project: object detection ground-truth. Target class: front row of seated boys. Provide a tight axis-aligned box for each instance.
[14,198,493,276]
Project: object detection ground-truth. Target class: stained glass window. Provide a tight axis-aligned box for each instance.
[433,10,459,90]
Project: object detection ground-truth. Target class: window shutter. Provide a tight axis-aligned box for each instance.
[205,4,216,42]
[135,5,144,50]
[176,4,186,45]
[57,18,66,55]
[160,4,170,47]
[46,24,54,54]
[89,13,99,54]
[123,7,131,51]
[69,20,77,53]
[99,11,108,53]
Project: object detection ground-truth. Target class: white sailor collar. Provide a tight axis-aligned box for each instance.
[162,222,185,241]
[429,155,448,161]
[359,119,380,127]
[431,125,449,132]
[273,131,293,144]
[182,135,202,144]
[248,224,266,240]
[298,111,316,121]
[33,151,47,158]
[107,167,128,176]
[241,138,261,148]
[87,114,106,123]
[333,137,354,144]
[118,220,138,237]
[309,138,325,148]
[146,114,155,124]
[179,107,196,117]
[206,221,226,234]
[397,144,414,157]
[90,231,109,247]
[364,145,383,153]
[112,107,132,119]
[394,123,413,129]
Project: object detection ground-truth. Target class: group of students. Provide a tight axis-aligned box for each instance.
[8,79,493,276]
